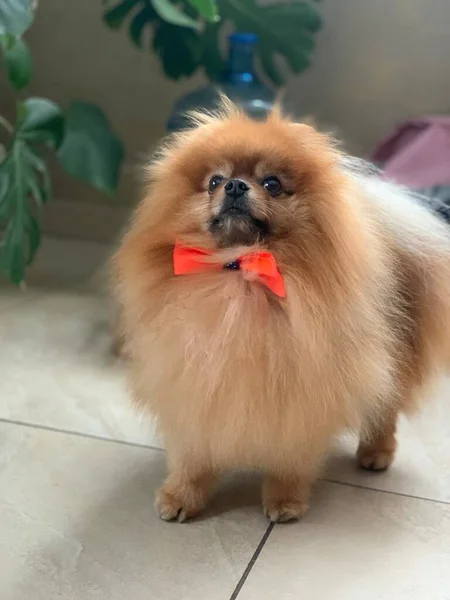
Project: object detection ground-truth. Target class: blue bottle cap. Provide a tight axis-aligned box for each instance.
[229,32,258,45]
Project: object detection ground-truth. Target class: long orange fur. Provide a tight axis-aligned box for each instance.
[113,102,450,522]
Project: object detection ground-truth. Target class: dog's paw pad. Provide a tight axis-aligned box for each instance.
[263,501,309,523]
[358,450,394,471]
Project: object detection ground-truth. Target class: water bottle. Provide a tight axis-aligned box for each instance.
[167,33,276,132]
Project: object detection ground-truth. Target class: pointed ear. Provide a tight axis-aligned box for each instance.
[287,121,341,161]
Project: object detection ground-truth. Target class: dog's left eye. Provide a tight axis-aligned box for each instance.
[208,175,224,193]
[262,176,282,196]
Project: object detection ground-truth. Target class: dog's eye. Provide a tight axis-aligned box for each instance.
[262,176,282,196]
[208,175,224,193]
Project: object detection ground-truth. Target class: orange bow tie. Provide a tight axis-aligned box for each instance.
[173,242,286,297]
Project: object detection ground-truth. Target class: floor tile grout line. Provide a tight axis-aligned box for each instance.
[229,522,275,600]
[323,477,450,506]
[1,418,449,507]
[0,417,164,452]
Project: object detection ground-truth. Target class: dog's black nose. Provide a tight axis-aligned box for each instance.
[224,179,249,199]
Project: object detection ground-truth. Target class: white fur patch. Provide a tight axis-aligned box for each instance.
[342,157,450,258]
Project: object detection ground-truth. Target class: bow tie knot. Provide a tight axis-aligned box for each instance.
[173,242,286,298]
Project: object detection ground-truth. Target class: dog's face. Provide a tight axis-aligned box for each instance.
[206,168,278,247]
[146,106,351,263]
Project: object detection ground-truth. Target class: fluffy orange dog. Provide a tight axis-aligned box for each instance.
[114,101,450,522]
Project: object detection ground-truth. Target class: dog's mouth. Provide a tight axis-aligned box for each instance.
[209,210,269,247]
[223,206,248,216]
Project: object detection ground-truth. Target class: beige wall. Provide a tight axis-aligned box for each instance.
[1,0,450,240]
[298,0,450,153]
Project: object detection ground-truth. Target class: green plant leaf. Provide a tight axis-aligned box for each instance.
[150,0,200,30]
[103,0,142,29]
[200,21,224,81]
[57,101,124,196]
[0,159,13,224]
[101,0,321,85]
[153,21,201,79]
[129,3,156,47]
[1,220,26,284]
[0,138,47,284]
[17,97,65,148]
[0,0,33,36]
[25,165,45,208]
[26,212,40,264]
[221,0,321,85]
[187,0,219,22]
[22,145,51,201]
[1,35,32,90]
[259,44,283,87]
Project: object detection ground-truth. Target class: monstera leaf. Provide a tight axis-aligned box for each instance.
[222,0,321,85]
[188,0,218,22]
[58,101,124,196]
[103,0,321,85]
[0,4,125,284]
[153,21,202,79]
[0,33,32,90]
[200,21,225,81]
[129,3,157,47]
[104,0,218,28]
[0,145,46,283]
[0,99,124,283]
[0,0,34,36]
[18,97,65,147]
[0,98,59,283]
[0,1,34,91]
[151,0,200,29]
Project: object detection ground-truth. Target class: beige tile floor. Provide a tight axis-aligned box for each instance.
[1,284,450,600]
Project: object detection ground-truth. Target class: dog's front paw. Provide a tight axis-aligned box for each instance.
[263,474,311,523]
[263,500,309,523]
[155,488,202,523]
[155,489,186,522]
[154,479,208,523]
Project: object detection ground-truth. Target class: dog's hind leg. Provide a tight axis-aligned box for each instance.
[357,409,398,471]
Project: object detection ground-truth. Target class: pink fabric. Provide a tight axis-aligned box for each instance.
[372,116,450,188]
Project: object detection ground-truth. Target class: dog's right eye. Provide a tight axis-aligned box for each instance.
[208,175,224,193]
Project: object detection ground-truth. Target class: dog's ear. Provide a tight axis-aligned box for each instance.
[290,119,344,153]
[286,121,343,167]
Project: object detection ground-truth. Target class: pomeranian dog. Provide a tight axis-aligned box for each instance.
[113,100,450,523]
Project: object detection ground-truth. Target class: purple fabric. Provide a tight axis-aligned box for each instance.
[371,116,450,188]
